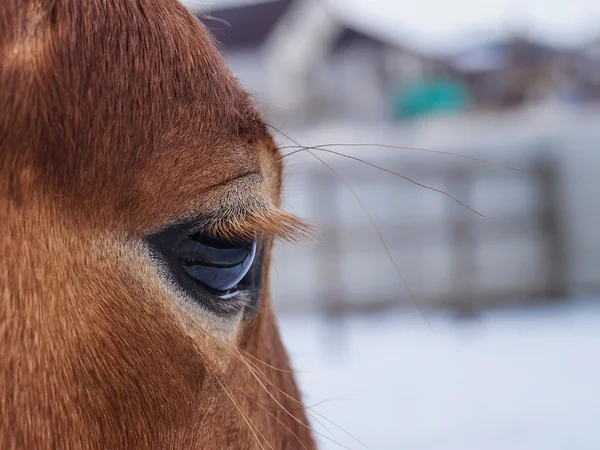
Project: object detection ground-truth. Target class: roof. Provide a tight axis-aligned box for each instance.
[186,0,415,54]
[449,37,578,72]
[333,21,409,53]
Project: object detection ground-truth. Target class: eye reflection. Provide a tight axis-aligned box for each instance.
[176,234,256,294]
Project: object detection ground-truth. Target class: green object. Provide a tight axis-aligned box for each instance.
[392,78,470,119]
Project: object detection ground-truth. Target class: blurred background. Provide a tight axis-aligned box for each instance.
[185,1,600,448]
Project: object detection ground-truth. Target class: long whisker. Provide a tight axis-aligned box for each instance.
[195,332,306,409]
[233,354,333,434]
[242,392,335,444]
[267,124,431,326]
[236,347,294,373]
[237,346,313,374]
[234,350,311,411]
[239,353,355,450]
[252,399,310,450]
[191,335,273,450]
[306,147,483,217]
[279,142,523,172]
[229,339,366,449]
[194,325,362,449]
[305,408,367,448]
[307,398,350,408]
[311,152,430,326]
[215,376,273,450]
[231,344,352,447]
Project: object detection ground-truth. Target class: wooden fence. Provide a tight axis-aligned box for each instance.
[271,154,567,316]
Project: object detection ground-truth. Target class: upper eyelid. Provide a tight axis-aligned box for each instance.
[201,171,262,194]
[148,173,311,242]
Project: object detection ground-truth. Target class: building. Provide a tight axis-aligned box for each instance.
[186,0,438,122]
[447,36,595,110]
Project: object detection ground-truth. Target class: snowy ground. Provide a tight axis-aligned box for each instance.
[279,297,600,450]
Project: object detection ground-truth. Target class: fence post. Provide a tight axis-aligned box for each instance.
[312,171,345,316]
[312,170,349,354]
[536,156,568,299]
[446,167,478,315]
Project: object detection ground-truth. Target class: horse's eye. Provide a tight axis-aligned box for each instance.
[176,234,256,295]
[148,224,264,314]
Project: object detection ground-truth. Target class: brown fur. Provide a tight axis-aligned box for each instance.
[0,1,316,448]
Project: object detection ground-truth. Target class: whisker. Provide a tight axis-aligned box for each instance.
[237,348,294,373]
[244,393,334,444]
[230,355,332,436]
[236,346,313,374]
[227,335,366,449]
[187,332,274,450]
[305,408,367,449]
[307,398,350,408]
[232,350,308,409]
[279,142,523,172]
[305,147,483,217]
[193,320,361,449]
[239,355,355,450]
[215,376,273,450]
[252,399,310,450]
[267,125,431,327]
[306,152,431,326]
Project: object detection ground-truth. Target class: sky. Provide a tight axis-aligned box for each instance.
[183,0,600,54]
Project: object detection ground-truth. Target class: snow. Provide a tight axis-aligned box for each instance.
[279,298,600,449]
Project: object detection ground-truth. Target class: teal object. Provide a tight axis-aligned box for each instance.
[392,78,470,119]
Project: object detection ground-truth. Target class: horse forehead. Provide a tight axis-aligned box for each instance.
[63,0,260,149]
[2,0,276,224]
[4,0,261,151]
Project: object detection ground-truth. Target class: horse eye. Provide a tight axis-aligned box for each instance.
[176,233,257,294]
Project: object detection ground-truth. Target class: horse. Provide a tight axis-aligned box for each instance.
[0,1,316,448]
